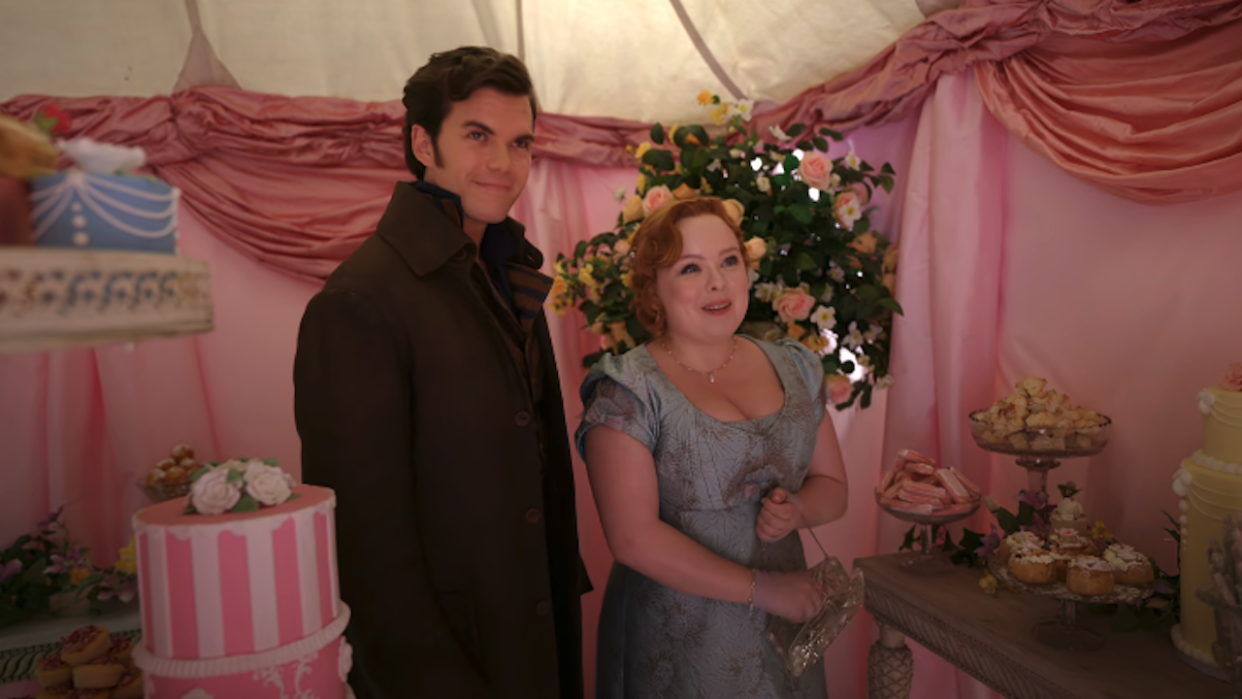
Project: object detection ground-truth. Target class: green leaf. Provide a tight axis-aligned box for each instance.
[189,467,211,482]
[788,204,813,225]
[641,148,676,173]
[650,123,664,145]
[793,251,817,271]
[819,127,845,141]
[786,123,806,138]
[687,124,710,147]
[995,507,1020,535]
[287,493,303,501]
[226,469,244,484]
[574,240,589,258]
[231,493,259,514]
[182,504,197,515]
[263,458,278,467]
[812,137,829,152]
[810,282,827,300]
[784,154,801,173]
[900,525,917,552]
[881,162,896,175]
[878,175,894,195]
[878,297,904,315]
[855,284,881,302]
[796,140,814,152]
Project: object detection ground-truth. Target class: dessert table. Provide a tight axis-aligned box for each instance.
[856,553,1226,699]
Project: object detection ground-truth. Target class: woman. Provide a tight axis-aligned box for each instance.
[577,197,849,698]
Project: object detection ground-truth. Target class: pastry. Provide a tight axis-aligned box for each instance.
[60,626,111,667]
[999,532,1044,562]
[1066,556,1115,596]
[112,667,143,699]
[72,654,125,689]
[106,637,133,665]
[1008,549,1057,584]
[1051,528,1098,557]
[1104,543,1154,586]
[34,652,72,688]
[34,683,72,699]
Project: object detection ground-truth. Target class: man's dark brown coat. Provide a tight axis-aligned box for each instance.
[294,182,587,699]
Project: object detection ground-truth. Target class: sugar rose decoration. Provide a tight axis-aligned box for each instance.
[1222,362,1242,392]
[185,458,300,515]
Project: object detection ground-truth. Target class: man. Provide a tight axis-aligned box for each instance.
[294,47,588,699]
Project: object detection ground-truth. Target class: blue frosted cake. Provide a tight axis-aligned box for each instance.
[29,140,179,254]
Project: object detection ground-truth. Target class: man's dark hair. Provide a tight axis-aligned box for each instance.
[402,47,538,179]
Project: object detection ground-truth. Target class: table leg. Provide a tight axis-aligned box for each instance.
[868,623,913,699]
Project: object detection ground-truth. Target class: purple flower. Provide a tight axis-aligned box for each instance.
[46,547,86,575]
[38,505,65,530]
[975,525,1002,559]
[1018,490,1049,511]
[0,559,22,585]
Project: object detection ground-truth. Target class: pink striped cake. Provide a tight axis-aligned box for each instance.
[131,484,354,698]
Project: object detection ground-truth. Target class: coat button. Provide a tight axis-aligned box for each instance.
[515,411,532,427]
[535,600,552,616]
[525,508,542,524]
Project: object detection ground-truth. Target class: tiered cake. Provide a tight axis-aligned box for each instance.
[131,482,352,698]
[1172,364,1242,672]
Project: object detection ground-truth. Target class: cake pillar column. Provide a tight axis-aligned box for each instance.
[868,623,913,699]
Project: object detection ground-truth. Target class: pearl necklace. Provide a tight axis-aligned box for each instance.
[661,337,737,384]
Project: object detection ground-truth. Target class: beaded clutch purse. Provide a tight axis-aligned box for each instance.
[765,531,866,677]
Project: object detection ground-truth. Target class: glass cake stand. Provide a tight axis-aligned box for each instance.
[968,411,1113,496]
[876,492,980,575]
[988,552,1153,651]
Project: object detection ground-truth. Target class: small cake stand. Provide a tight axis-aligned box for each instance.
[988,553,1153,651]
[968,411,1113,496]
[876,493,980,575]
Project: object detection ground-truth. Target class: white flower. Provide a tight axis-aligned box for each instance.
[243,460,293,507]
[844,145,861,170]
[747,267,760,285]
[1199,388,1216,416]
[339,639,354,682]
[59,137,145,174]
[727,99,755,122]
[828,264,846,284]
[190,466,243,515]
[810,306,837,331]
[864,324,883,343]
[729,148,745,159]
[819,285,834,303]
[756,176,771,193]
[706,159,722,172]
[830,173,842,188]
[613,187,627,201]
[843,322,864,351]
[769,125,792,141]
[754,282,779,303]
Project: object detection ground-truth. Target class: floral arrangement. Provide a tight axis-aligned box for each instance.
[0,507,137,629]
[549,92,901,409]
[185,458,299,516]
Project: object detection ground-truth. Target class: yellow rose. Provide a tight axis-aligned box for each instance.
[786,323,806,341]
[621,271,635,289]
[636,173,647,195]
[710,104,729,125]
[672,183,698,200]
[848,231,878,255]
[70,566,92,587]
[697,90,713,105]
[577,264,594,286]
[635,142,651,160]
[622,195,644,224]
[722,199,745,226]
[743,237,767,268]
[883,243,900,273]
[801,334,829,353]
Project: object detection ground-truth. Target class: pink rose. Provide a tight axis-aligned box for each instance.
[642,185,674,217]
[1223,362,1242,392]
[772,290,815,323]
[798,151,835,190]
[825,375,853,406]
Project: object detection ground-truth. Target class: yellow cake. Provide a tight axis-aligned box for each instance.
[1173,374,1242,672]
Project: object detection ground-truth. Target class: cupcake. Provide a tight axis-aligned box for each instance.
[1008,549,1057,584]
[1104,543,1154,586]
[999,531,1045,562]
[1066,555,1115,596]
[1051,528,1098,557]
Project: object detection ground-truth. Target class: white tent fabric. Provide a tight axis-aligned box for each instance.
[0,0,934,122]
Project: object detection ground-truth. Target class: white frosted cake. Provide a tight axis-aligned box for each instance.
[1172,364,1242,675]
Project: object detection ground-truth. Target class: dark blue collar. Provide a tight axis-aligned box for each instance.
[412,180,519,309]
